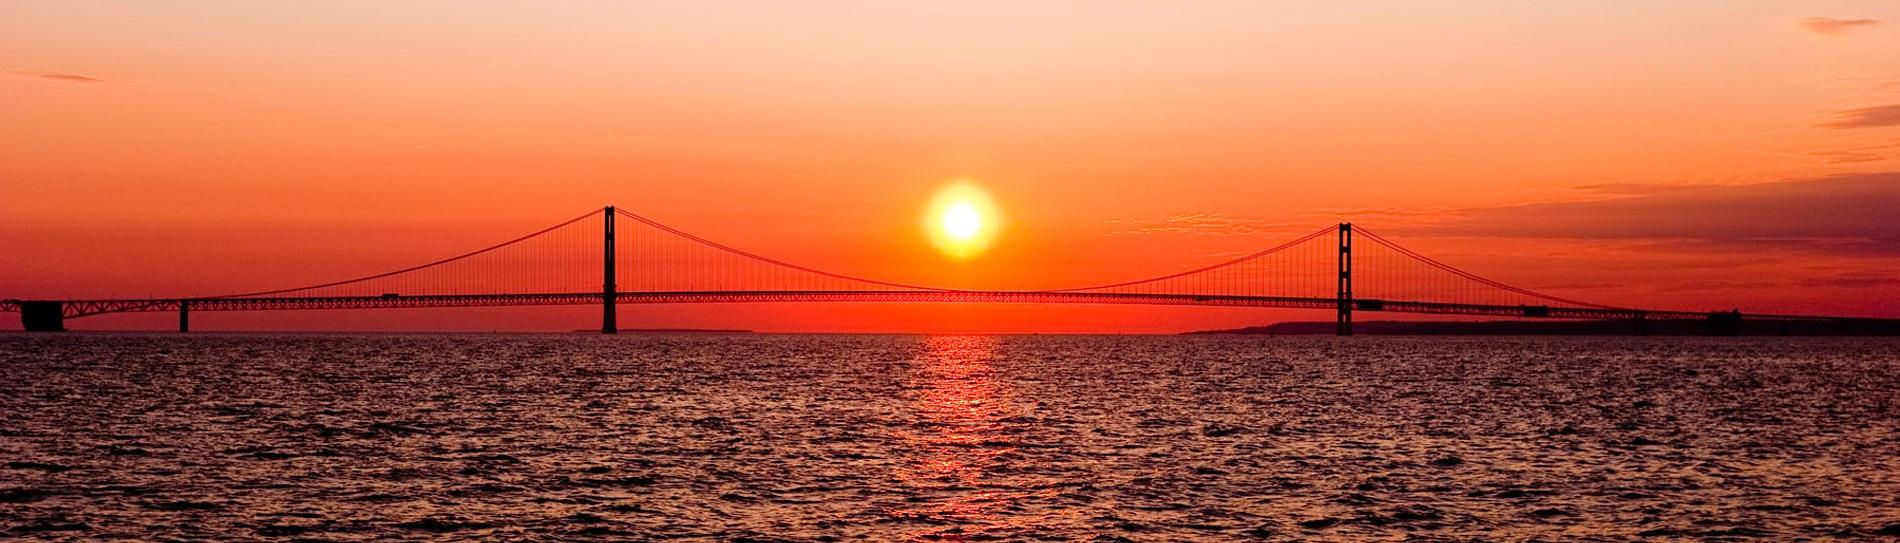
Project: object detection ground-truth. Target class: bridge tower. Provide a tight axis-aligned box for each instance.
[603,206,618,334]
[1337,222,1352,336]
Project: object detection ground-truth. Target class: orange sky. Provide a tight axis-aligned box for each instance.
[4,2,1898,332]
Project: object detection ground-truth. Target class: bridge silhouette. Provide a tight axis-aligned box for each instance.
[3,206,1887,335]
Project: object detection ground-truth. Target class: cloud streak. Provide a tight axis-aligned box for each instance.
[1821,104,1900,129]
[1811,144,1897,163]
[1107,213,1271,236]
[1796,271,1900,288]
[1800,17,1883,36]
[1106,213,1313,237]
[14,70,105,83]
[1402,172,1900,256]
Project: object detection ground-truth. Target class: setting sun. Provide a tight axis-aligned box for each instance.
[941,203,982,240]
[924,182,1000,260]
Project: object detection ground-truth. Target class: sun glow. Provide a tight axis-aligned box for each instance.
[924,182,1000,260]
[941,204,982,240]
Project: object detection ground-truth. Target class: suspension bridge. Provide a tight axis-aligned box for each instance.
[3,206,1888,335]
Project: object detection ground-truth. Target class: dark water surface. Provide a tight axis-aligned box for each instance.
[2,333,1898,541]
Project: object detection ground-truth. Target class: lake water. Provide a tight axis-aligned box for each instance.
[2,333,1898,541]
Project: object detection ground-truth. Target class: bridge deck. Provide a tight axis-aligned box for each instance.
[1,291,1867,323]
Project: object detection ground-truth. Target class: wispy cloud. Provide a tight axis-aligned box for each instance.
[1395,172,1900,256]
[1106,213,1305,237]
[1820,104,1900,129]
[14,70,105,83]
[1325,207,1443,218]
[1800,17,1883,36]
[1796,271,1900,288]
[1810,150,1887,163]
[1810,143,1898,164]
[1569,183,1713,196]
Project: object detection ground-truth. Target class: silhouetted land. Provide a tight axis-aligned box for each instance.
[1188,319,1900,336]
[576,328,754,334]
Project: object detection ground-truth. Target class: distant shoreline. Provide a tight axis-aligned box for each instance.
[580,328,755,334]
[1187,319,1900,336]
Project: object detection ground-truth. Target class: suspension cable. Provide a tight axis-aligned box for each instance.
[210,209,603,298]
[1354,226,1623,309]
[614,208,956,292]
[1044,225,1335,292]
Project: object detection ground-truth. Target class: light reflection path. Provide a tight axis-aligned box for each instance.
[890,336,1054,540]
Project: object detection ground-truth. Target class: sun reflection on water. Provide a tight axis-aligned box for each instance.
[890,335,1052,540]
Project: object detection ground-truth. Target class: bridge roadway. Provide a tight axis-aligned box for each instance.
[0,290,1853,322]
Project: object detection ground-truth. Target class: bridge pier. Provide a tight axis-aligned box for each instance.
[179,300,190,333]
[20,301,65,332]
[1706,310,1742,336]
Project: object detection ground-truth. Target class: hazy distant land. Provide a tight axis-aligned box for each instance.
[1188,319,1900,336]
[578,328,755,334]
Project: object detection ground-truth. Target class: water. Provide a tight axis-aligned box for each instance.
[2,333,1898,541]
